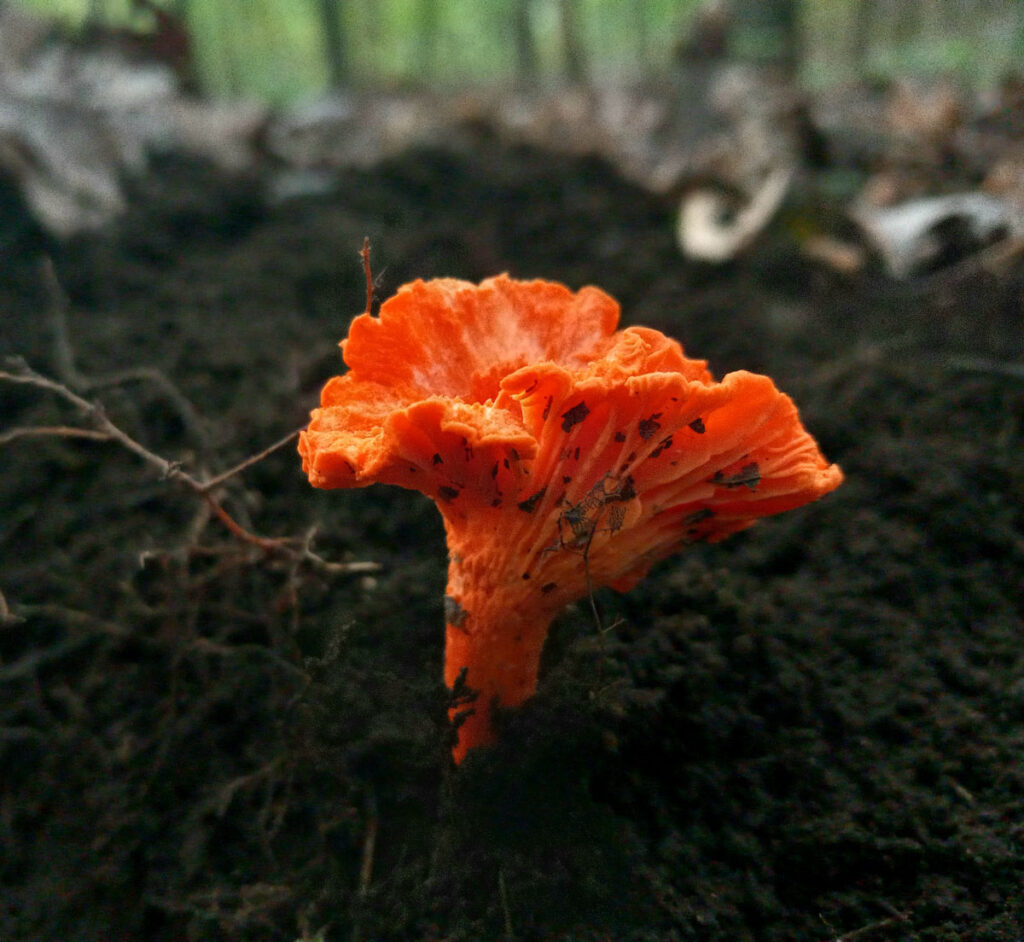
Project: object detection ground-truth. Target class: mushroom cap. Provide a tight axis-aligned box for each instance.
[300,274,842,595]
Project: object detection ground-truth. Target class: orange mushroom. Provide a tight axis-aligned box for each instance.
[300,275,842,764]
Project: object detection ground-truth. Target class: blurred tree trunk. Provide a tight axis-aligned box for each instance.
[318,0,349,89]
[635,0,650,68]
[920,0,946,39]
[208,0,241,96]
[86,0,107,25]
[730,0,800,75]
[881,0,920,47]
[558,0,586,83]
[851,0,875,73]
[513,0,538,87]
[417,0,441,80]
[778,0,801,75]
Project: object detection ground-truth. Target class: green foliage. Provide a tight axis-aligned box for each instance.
[186,0,329,101]
[12,0,1023,101]
[12,0,701,98]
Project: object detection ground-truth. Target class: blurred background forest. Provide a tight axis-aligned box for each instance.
[20,0,1024,101]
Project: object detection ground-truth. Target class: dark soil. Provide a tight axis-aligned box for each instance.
[1,131,1022,942]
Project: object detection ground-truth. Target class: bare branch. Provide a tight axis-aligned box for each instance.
[0,425,112,445]
[0,587,24,626]
[826,900,912,942]
[0,358,379,575]
[830,913,908,942]
[0,636,96,683]
[360,236,373,317]
[948,356,1024,380]
[350,790,379,942]
[39,256,80,387]
[200,429,301,492]
[198,492,290,551]
[1,357,186,479]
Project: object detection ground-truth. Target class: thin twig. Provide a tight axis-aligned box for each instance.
[8,603,156,645]
[360,237,374,317]
[498,868,515,942]
[0,358,378,574]
[0,637,99,683]
[40,256,80,387]
[826,902,912,942]
[212,757,286,818]
[948,356,1024,380]
[0,587,24,626]
[830,914,907,942]
[579,501,610,638]
[200,429,301,492]
[0,425,111,445]
[200,492,289,552]
[357,791,378,899]
[350,790,378,942]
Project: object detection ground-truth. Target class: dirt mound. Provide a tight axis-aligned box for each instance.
[1,136,1022,941]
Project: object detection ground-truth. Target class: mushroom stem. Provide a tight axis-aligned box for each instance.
[442,533,565,764]
[444,605,554,764]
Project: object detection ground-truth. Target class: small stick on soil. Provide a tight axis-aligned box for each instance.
[40,257,77,386]
[947,356,1024,381]
[0,425,111,445]
[828,906,911,942]
[360,237,374,317]
[357,791,378,898]
[498,868,515,942]
[0,587,24,626]
[350,791,378,942]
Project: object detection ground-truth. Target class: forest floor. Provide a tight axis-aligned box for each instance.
[1,110,1023,942]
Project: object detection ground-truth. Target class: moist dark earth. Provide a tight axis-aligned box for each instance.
[1,130,1022,942]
